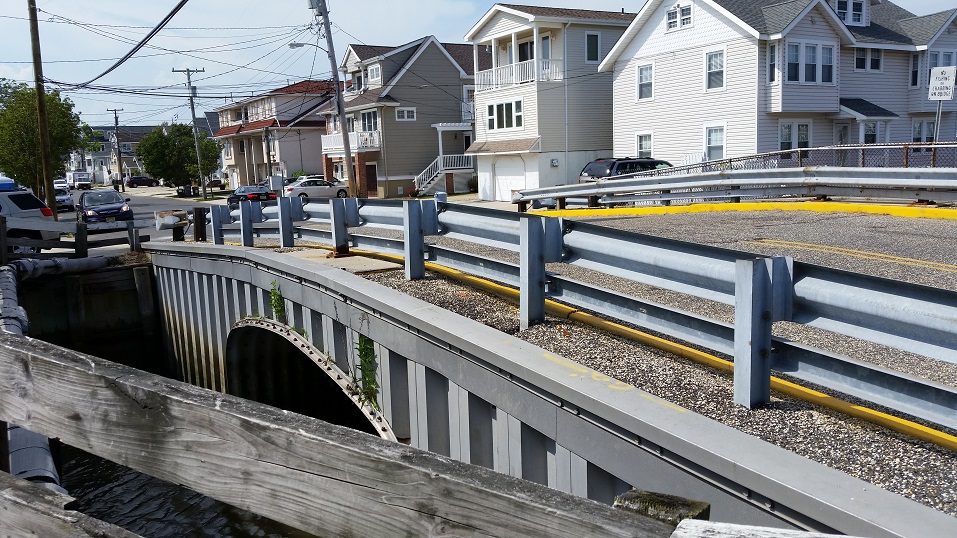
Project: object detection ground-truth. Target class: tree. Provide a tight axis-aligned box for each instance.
[0,79,84,193]
[135,123,221,187]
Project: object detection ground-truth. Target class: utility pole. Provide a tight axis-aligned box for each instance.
[310,0,357,197]
[264,125,273,177]
[108,108,124,192]
[27,0,56,218]
[173,68,207,199]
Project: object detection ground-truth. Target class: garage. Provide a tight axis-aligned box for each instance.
[492,156,527,202]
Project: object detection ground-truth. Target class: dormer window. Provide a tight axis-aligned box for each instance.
[352,72,364,91]
[835,0,865,26]
[667,4,692,30]
[368,65,381,82]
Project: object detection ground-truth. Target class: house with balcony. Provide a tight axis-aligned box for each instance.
[213,80,336,187]
[464,4,637,201]
[597,0,957,166]
[68,125,158,185]
[319,36,489,198]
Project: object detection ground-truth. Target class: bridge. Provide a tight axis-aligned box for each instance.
[2,166,957,535]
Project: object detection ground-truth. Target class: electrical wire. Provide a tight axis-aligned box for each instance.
[69,0,192,88]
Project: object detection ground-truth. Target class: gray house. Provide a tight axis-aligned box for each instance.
[598,0,957,165]
[320,36,489,197]
[464,4,636,201]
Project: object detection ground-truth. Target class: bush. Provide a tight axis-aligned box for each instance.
[467,175,478,193]
[408,187,421,198]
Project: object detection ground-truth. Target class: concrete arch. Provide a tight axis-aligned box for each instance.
[224,317,395,441]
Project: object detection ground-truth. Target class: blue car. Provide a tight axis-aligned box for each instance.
[76,190,133,223]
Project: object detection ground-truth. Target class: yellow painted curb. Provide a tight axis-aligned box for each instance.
[293,244,957,452]
[542,201,957,220]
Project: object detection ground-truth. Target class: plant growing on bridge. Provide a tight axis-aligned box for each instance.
[269,280,287,324]
[354,335,379,411]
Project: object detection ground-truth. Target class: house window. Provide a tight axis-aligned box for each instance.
[360,111,378,132]
[913,120,935,146]
[821,46,834,83]
[864,122,877,144]
[396,108,416,121]
[636,133,652,158]
[855,48,881,71]
[768,43,777,83]
[518,41,534,62]
[787,42,836,84]
[486,100,523,130]
[780,121,811,158]
[705,126,724,160]
[804,45,817,82]
[637,64,653,100]
[837,0,865,25]
[223,141,232,158]
[706,50,724,90]
[852,0,863,23]
[911,53,920,87]
[352,72,364,91]
[368,65,381,82]
[586,33,601,63]
[121,143,132,152]
[541,36,551,60]
[667,4,692,30]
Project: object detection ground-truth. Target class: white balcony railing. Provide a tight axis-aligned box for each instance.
[321,130,381,153]
[475,59,564,92]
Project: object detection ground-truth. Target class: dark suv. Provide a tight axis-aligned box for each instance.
[126,175,158,187]
[578,157,672,182]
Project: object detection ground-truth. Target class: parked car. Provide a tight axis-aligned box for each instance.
[578,157,672,182]
[126,175,159,187]
[53,178,69,190]
[76,190,133,223]
[285,177,348,200]
[206,178,227,190]
[54,188,74,212]
[226,185,277,208]
[0,176,58,254]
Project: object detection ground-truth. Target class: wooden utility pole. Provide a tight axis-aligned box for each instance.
[173,68,207,199]
[108,108,124,192]
[27,0,56,219]
[310,0,357,197]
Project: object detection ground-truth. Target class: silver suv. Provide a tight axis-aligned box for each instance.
[0,177,59,254]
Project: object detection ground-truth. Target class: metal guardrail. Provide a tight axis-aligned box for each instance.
[509,143,957,208]
[211,198,957,431]
[0,215,151,262]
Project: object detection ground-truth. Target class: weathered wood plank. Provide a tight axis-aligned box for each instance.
[671,520,860,538]
[0,470,141,537]
[0,334,673,538]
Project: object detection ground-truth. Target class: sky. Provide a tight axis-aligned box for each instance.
[0,0,950,127]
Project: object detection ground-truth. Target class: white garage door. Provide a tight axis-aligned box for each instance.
[493,156,526,202]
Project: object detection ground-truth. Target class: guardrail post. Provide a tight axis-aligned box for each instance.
[74,222,88,258]
[192,208,208,242]
[211,206,227,245]
[521,215,546,329]
[126,221,140,252]
[734,258,774,408]
[239,200,254,247]
[419,199,439,235]
[290,196,305,222]
[330,198,349,256]
[404,201,425,280]
[278,197,295,248]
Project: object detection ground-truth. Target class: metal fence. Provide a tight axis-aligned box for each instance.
[210,198,957,433]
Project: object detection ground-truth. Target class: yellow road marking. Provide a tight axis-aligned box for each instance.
[752,239,957,273]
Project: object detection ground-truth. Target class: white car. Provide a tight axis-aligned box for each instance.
[53,178,69,190]
[284,177,349,200]
[0,177,58,254]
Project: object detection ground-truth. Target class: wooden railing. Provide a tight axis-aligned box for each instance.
[0,216,149,263]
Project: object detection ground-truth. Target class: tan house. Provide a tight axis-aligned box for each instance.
[319,36,490,198]
[213,80,336,187]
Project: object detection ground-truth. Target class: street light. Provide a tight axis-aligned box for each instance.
[289,41,356,197]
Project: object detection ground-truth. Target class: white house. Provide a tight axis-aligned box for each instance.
[464,4,637,201]
[598,0,957,166]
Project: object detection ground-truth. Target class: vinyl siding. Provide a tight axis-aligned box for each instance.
[473,12,530,42]
[558,24,622,153]
[610,1,758,164]
[779,7,841,113]
[841,48,912,142]
[474,84,539,142]
[910,27,957,115]
[382,43,472,179]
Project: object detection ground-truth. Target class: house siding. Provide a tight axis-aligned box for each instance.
[558,24,622,153]
[473,12,531,42]
[610,1,758,164]
[910,28,957,116]
[779,7,841,113]
[841,48,912,141]
[381,43,471,179]
[474,84,539,143]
